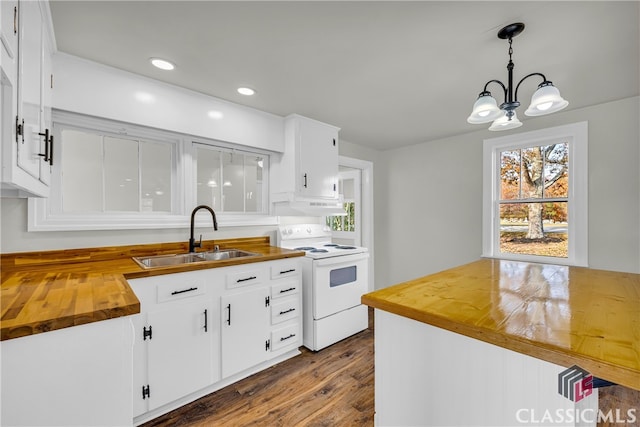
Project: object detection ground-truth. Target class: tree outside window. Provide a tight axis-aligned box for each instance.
[499,143,569,258]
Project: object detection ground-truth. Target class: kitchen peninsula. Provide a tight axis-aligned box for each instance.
[362,258,639,426]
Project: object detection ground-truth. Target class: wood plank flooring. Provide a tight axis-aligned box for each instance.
[142,311,374,427]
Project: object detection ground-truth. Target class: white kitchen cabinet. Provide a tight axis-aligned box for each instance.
[1,316,134,427]
[130,257,302,425]
[146,300,214,410]
[0,0,53,198]
[271,114,340,201]
[267,259,302,354]
[1,1,18,67]
[220,286,271,378]
[129,271,218,418]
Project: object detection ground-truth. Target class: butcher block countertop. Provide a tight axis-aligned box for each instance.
[1,237,303,341]
[362,258,640,391]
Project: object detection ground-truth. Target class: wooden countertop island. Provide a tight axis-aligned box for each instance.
[1,237,304,341]
[362,258,639,426]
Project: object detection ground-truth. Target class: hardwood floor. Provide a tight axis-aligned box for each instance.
[142,311,374,427]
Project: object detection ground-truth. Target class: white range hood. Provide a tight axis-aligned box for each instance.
[271,193,347,217]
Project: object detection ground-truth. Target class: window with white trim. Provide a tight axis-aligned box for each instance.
[482,122,588,266]
[28,111,275,231]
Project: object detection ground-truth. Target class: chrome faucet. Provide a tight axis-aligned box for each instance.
[189,205,218,253]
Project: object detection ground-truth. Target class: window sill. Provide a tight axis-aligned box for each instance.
[28,199,278,231]
[481,253,588,268]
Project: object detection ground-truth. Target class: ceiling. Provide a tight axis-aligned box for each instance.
[49,1,639,151]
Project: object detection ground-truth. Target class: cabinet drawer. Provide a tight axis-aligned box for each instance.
[271,323,300,352]
[270,262,300,279]
[226,269,264,289]
[271,296,300,325]
[157,281,205,303]
[271,279,300,299]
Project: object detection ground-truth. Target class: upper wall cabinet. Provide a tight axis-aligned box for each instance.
[1,0,54,198]
[271,114,340,202]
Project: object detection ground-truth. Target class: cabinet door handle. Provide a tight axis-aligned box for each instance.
[303,173,308,188]
[38,129,50,162]
[279,287,296,294]
[170,286,198,295]
[37,130,54,165]
[279,269,296,275]
[48,135,54,166]
[279,308,295,315]
[203,309,208,332]
[226,304,231,325]
[280,333,296,342]
[236,276,256,283]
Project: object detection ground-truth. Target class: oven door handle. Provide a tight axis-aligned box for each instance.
[313,252,369,267]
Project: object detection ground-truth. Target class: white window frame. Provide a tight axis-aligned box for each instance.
[482,122,588,266]
[28,111,277,231]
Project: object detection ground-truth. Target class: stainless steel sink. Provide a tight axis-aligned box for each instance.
[197,249,257,261]
[132,249,259,269]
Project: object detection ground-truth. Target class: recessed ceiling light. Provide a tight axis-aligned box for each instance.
[150,58,175,71]
[237,87,256,96]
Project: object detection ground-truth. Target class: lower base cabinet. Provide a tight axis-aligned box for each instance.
[221,287,271,378]
[1,316,134,427]
[145,301,216,413]
[129,257,303,425]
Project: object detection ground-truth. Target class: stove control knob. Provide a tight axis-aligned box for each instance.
[285,228,293,235]
[306,227,312,234]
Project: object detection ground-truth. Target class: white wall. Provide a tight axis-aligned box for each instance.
[376,96,640,289]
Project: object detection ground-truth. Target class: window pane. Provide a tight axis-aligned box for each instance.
[244,155,264,212]
[61,129,103,212]
[521,147,543,198]
[500,150,521,200]
[500,202,568,258]
[141,141,172,212]
[543,143,569,198]
[104,136,139,212]
[222,151,244,212]
[344,202,355,232]
[196,147,221,210]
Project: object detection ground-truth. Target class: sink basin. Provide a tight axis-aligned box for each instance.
[198,249,258,261]
[133,249,259,269]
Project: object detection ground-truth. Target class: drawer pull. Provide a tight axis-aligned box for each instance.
[279,308,296,315]
[280,333,296,342]
[171,286,198,295]
[279,287,296,294]
[279,269,296,275]
[237,276,257,283]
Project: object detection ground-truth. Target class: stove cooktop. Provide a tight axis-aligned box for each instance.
[278,225,367,259]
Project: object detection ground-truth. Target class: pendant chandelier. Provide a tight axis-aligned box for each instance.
[467,23,568,131]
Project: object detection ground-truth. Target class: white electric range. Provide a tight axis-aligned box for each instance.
[277,224,369,351]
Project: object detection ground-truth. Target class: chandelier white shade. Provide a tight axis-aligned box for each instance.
[488,111,522,131]
[467,92,503,124]
[524,82,569,116]
[467,23,568,131]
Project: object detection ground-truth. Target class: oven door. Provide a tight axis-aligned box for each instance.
[312,252,369,319]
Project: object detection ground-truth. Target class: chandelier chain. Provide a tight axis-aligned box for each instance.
[508,38,513,61]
